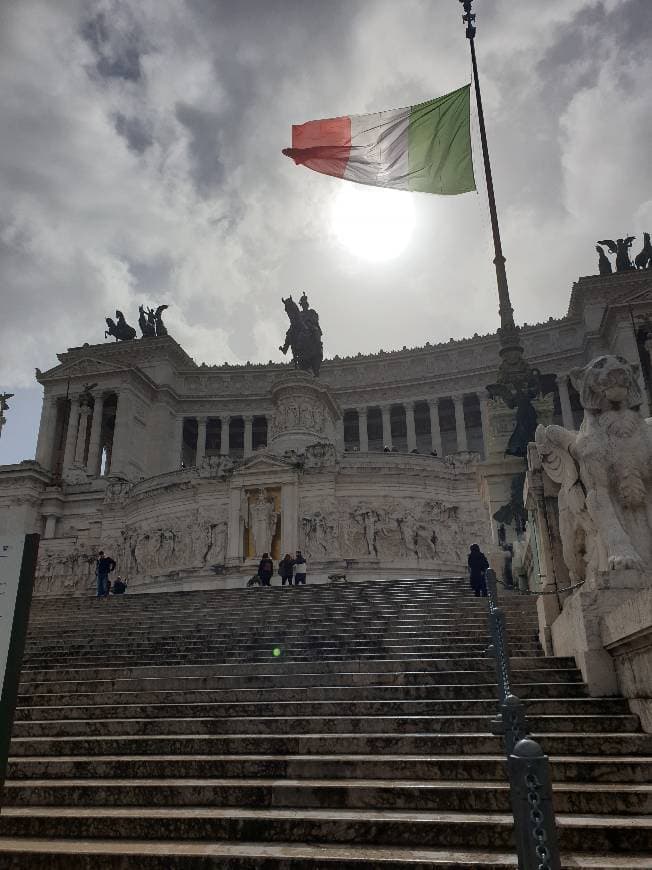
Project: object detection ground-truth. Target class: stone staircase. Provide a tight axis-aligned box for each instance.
[1,577,650,868]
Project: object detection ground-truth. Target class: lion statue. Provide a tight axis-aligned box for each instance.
[535,355,652,581]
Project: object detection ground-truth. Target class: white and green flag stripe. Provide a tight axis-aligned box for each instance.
[283,84,475,195]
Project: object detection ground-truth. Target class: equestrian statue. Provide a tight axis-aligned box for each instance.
[279,292,323,377]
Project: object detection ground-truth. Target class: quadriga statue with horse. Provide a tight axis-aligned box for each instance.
[279,292,323,377]
[105,310,137,341]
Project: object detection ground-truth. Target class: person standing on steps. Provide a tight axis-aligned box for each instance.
[95,549,116,599]
[467,543,489,597]
[294,550,307,585]
[258,552,274,587]
[278,553,295,586]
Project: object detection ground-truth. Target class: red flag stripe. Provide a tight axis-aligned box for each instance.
[286,115,351,179]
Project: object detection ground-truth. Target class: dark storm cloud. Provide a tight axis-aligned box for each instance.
[114,112,153,154]
[175,103,225,193]
[81,10,145,82]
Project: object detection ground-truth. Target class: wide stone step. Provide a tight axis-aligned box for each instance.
[12,681,586,710]
[1,838,650,869]
[9,753,652,784]
[21,637,541,653]
[16,662,579,696]
[23,625,540,645]
[1,806,651,852]
[17,656,582,682]
[19,680,586,707]
[10,732,652,757]
[17,659,575,685]
[4,777,652,815]
[20,647,544,668]
[10,713,640,738]
[13,697,625,722]
[16,681,589,707]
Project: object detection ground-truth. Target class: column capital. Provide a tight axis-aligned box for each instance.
[452,393,465,405]
[242,414,254,423]
[196,415,208,425]
[427,397,440,408]
[357,405,368,415]
[403,399,415,410]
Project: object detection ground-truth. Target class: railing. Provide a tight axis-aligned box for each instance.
[485,568,562,870]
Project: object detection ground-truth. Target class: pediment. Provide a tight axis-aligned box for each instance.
[37,357,131,383]
[239,451,295,473]
[228,451,301,485]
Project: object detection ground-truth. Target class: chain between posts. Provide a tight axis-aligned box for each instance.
[485,568,562,870]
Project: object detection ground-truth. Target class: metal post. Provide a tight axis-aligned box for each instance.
[509,738,562,870]
[485,569,561,868]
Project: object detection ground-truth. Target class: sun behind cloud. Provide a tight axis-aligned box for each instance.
[331,184,416,262]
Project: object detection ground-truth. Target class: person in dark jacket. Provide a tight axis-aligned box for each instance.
[258,553,274,586]
[96,550,116,599]
[278,554,294,586]
[467,544,489,597]
[294,551,307,585]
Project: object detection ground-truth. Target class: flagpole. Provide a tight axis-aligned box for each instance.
[459,0,530,393]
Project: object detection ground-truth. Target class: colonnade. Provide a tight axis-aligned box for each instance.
[36,390,121,478]
[341,392,490,456]
[179,414,267,465]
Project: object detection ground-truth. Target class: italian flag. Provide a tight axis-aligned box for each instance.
[282,84,475,195]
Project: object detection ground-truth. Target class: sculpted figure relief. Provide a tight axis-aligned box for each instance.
[301,509,339,559]
[248,490,278,556]
[535,355,652,580]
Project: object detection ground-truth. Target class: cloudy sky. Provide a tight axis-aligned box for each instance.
[1,0,651,463]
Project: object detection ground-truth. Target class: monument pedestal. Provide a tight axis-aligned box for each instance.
[268,370,341,457]
[550,568,651,697]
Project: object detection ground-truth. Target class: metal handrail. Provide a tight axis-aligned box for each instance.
[485,568,562,870]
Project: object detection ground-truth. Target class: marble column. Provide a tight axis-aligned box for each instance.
[243,415,253,457]
[43,514,58,539]
[335,417,345,453]
[381,404,393,449]
[86,395,105,476]
[220,416,230,455]
[173,417,184,469]
[109,390,133,477]
[556,374,575,430]
[226,485,244,561]
[453,394,468,452]
[357,407,368,452]
[428,399,442,456]
[196,416,207,465]
[62,396,80,471]
[35,395,57,470]
[281,480,299,555]
[74,404,92,466]
[405,401,417,452]
[478,391,491,457]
